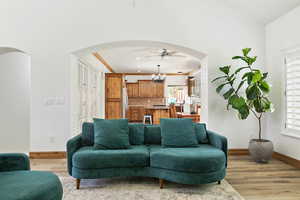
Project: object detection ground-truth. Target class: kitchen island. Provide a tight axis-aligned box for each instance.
[145,107,170,125]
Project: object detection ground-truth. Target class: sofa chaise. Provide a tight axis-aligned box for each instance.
[0,153,63,200]
[67,123,227,189]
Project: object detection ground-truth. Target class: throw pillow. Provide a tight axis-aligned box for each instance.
[193,123,209,144]
[128,123,145,145]
[160,118,198,147]
[93,118,130,149]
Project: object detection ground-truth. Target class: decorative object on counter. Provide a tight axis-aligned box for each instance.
[152,64,166,82]
[212,48,274,163]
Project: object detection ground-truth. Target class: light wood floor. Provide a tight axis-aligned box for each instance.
[30,155,300,200]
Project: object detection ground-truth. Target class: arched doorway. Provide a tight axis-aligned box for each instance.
[70,40,208,136]
[0,47,31,152]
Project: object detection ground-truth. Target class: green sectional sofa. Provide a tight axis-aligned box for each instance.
[0,153,63,200]
[67,123,227,189]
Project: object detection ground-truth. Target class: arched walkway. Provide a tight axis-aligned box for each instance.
[0,47,31,152]
[70,40,208,136]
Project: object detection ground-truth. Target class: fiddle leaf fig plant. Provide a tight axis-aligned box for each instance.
[212,48,274,140]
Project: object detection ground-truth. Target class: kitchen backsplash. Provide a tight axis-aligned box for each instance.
[128,98,165,106]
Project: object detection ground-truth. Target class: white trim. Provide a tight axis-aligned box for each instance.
[282,131,300,139]
[281,46,300,140]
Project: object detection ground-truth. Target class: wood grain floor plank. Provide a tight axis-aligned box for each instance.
[30,155,300,200]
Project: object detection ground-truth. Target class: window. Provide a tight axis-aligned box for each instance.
[167,86,188,104]
[284,48,300,138]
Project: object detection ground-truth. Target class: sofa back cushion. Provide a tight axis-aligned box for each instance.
[81,122,208,146]
[128,123,145,145]
[82,122,94,146]
[81,122,145,146]
[160,118,198,147]
[144,125,161,144]
[93,118,130,149]
[193,123,209,144]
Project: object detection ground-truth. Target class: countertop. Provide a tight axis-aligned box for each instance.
[128,105,169,110]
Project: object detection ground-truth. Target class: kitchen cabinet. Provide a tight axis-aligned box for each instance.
[105,73,123,119]
[154,82,164,98]
[147,108,170,124]
[138,80,164,98]
[138,80,152,97]
[126,83,139,98]
[128,106,145,122]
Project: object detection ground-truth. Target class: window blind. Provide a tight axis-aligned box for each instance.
[285,51,300,133]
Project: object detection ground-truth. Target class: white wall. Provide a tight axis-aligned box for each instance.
[266,5,300,160]
[0,0,265,151]
[0,52,30,152]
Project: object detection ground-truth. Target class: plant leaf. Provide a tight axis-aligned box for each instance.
[242,48,251,56]
[227,73,235,81]
[236,80,245,93]
[223,88,235,99]
[232,56,243,60]
[259,81,270,93]
[252,71,262,83]
[246,85,261,100]
[238,105,250,119]
[262,72,268,80]
[235,66,249,74]
[248,56,257,65]
[242,72,253,80]
[229,95,246,109]
[216,83,226,93]
[211,75,227,83]
[219,66,230,75]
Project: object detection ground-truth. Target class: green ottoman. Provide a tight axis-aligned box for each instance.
[0,153,63,200]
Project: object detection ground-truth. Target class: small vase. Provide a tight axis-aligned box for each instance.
[248,139,273,163]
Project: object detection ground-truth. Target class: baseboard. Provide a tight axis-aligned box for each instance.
[272,152,300,168]
[29,151,66,159]
[28,149,300,169]
[228,149,249,155]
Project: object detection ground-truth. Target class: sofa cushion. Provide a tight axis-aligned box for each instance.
[149,144,226,173]
[193,123,209,144]
[81,122,94,146]
[128,123,144,145]
[160,118,198,147]
[0,171,63,200]
[144,125,161,144]
[93,118,130,149]
[73,145,149,169]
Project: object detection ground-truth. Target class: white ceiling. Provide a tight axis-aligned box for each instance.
[225,0,300,24]
[77,41,205,74]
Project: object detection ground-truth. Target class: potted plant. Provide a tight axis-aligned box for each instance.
[212,48,274,163]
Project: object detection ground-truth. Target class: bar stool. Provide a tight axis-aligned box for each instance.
[143,115,152,124]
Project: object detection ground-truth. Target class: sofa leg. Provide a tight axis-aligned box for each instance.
[76,179,81,189]
[218,180,221,185]
[159,179,164,189]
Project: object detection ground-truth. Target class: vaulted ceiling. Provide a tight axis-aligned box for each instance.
[224,0,300,24]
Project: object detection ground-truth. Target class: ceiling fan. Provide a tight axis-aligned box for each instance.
[137,48,186,59]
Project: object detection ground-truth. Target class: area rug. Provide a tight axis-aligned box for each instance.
[59,174,244,200]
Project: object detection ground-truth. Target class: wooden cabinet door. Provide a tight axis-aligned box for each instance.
[128,106,144,122]
[138,80,151,97]
[160,109,170,119]
[106,101,122,119]
[127,83,139,98]
[155,82,164,97]
[152,109,170,124]
[105,74,123,119]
